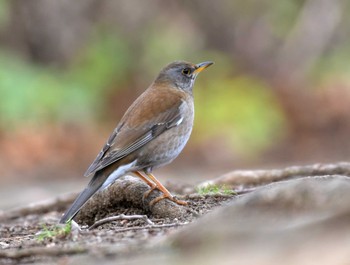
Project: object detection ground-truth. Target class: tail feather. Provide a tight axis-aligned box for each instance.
[59,160,137,224]
[59,172,108,224]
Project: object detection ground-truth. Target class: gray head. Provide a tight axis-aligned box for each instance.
[154,61,214,93]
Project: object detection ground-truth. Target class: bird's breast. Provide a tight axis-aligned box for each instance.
[138,98,194,169]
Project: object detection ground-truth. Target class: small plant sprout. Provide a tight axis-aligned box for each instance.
[196,184,236,196]
[36,221,72,241]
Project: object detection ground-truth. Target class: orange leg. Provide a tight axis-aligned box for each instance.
[145,172,187,206]
[133,171,156,190]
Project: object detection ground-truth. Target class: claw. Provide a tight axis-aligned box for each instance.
[143,183,157,199]
[149,194,187,206]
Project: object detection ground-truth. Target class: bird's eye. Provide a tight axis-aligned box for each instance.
[182,68,191,76]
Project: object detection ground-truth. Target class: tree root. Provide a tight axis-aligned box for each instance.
[0,176,188,223]
[199,162,350,190]
[75,175,187,225]
[4,163,350,223]
[0,193,77,221]
[0,246,87,259]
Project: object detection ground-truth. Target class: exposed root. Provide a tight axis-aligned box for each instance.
[0,193,77,221]
[75,175,188,224]
[200,162,350,190]
[0,246,87,259]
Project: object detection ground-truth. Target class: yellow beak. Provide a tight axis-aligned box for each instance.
[193,61,214,74]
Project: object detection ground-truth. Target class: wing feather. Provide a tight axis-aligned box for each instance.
[84,97,184,177]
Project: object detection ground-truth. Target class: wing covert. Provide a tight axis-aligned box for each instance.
[84,99,184,177]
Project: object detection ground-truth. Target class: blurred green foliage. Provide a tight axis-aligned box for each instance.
[0,32,285,157]
[1,0,315,157]
[140,22,201,75]
[0,0,9,31]
[313,46,350,83]
[267,0,301,38]
[0,34,131,129]
[67,33,132,94]
[195,74,285,156]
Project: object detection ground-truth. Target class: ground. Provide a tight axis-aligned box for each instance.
[0,186,234,265]
[3,162,350,265]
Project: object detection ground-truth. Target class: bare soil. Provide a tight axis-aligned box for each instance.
[0,192,235,265]
[4,163,345,264]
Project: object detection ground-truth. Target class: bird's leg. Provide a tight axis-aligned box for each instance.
[145,173,187,206]
[133,171,157,190]
[133,171,162,201]
[133,171,187,206]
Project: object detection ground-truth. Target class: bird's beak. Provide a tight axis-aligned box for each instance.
[193,61,214,74]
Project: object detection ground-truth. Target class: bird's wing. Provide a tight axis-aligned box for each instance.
[84,89,185,177]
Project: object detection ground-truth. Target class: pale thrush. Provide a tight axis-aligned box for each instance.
[59,60,213,223]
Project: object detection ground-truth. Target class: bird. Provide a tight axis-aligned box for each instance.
[59,60,213,224]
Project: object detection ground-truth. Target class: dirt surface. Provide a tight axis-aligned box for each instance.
[0,189,235,265]
[3,163,348,265]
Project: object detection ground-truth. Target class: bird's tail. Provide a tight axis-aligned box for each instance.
[59,171,108,224]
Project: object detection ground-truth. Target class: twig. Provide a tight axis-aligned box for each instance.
[89,214,155,230]
[0,246,87,259]
[113,222,187,234]
[200,162,350,189]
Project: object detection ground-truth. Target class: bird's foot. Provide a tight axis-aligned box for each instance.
[137,171,187,206]
[143,183,157,198]
[149,193,187,206]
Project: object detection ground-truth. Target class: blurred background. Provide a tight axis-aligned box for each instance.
[1,0,350,208]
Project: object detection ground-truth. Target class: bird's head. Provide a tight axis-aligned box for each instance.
[154,61,214,93]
